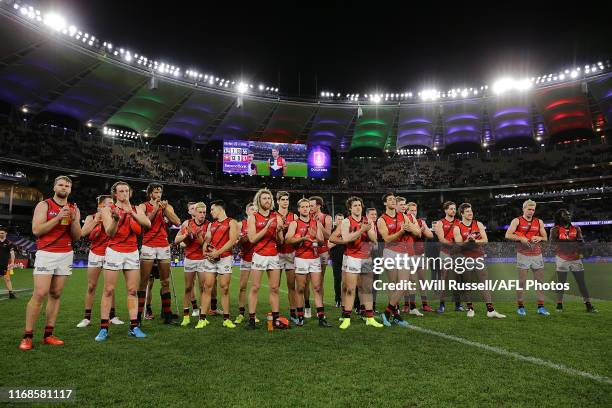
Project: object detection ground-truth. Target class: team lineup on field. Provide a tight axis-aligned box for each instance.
[13,175,598,351]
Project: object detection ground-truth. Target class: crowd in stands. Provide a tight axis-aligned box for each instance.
[0,122,212,184]
[342,143,612,190]
[2,119,612,260]
[3,120,610,193]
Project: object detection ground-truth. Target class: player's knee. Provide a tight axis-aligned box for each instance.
[160,279,170,289]
[250,283,261,292]
[313,284,322,294]
[48,289,62,300]
[345,287,354,296]
[103,286,115,298]
[127,289,137,298]
[87,283,97,294]
[32,290,48,302]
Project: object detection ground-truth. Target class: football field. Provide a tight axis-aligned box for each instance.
[1,264,610,407]
[253,160,308,177]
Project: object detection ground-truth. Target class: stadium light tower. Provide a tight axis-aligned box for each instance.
[237,82,248,94]
[43,12,66,31]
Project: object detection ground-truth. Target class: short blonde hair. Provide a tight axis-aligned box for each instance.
[54,175,72,185]
[523,199,536,209]
[195,202,206,210]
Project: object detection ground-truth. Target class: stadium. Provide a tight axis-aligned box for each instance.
[0,1,611,407]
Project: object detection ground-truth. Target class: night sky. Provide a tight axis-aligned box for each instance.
[43,1,612,98]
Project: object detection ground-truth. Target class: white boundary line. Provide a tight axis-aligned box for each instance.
[229,268,612,386]
[407,325,612,385]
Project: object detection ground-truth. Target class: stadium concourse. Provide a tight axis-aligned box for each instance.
[0,2,611,407]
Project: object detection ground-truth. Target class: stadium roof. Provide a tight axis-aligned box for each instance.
[1,4,611,154]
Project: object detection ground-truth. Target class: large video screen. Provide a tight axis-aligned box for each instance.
[223,140,328,178]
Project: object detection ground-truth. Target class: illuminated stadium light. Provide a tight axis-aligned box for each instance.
[237,82,248,94]
[493,77,532,94]
[21,106,29,113]
[420,89,439,101]
[371,94,381,104]
[43,12,66,31]
[5,2,611,104]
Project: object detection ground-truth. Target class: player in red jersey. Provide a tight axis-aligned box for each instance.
[339,196,383,330]
[505,199,549,316]
[403,201,434,314]
[285,198,331,327]
[433,201,464,313]
[137,183,181,325]
[234,203,259,324]
[175,202,208,326]
[453,203,505,319]
[246,188,286,330]
[276,191,299,324]
[183,201,200,318]
[198,200,239,329]
[377,192,420,327]
[94,181,151,342]
[76,195,123,328]
[550,209,597,313]
[19,176,82,351]
[306,196,332,318]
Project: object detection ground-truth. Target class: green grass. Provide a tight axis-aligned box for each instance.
[1,264,611,407]
[253,160,308,177]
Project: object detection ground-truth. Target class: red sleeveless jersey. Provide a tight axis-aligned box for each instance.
[380,211,415,254]
[515,216,542,256]
[239,220,255,262]
[142,201,169,247]
[344,216,370,259]
[439,218,459,254]
[88,219,109,257]
[294,218,319,259]
[278,211,297,254]
[209,217,233,258]
[253,211,279,256]
[457,220,484,258]
[315,212,330,255]
[36,198,74,253]
[107,205,140,253]
[414,218,426,255]
[183,219,208,260]
[555,225,580,261]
